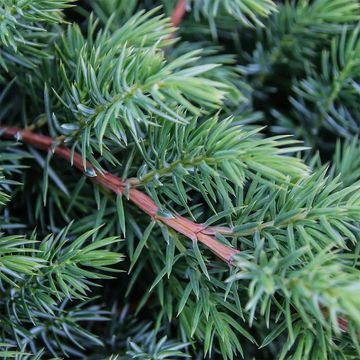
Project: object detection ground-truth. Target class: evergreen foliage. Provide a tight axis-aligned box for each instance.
[0,1,360,359]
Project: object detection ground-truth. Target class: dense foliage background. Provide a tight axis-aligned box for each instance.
[0,0,360,359]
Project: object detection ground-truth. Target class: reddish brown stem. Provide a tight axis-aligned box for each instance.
[0,126,352,333]
[0,127,239,263]
[171,0,187,28]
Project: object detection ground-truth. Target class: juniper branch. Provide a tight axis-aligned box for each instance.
[0,126,353,338]
[0,126,239,263]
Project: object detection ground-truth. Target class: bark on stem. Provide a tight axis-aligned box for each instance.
[0,126,350,332]
[171,0,187,28]
[0,126,239,263]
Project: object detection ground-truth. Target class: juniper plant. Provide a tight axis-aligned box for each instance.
[0,1,360,359]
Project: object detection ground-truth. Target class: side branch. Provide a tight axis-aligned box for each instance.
[0,127,239,263]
